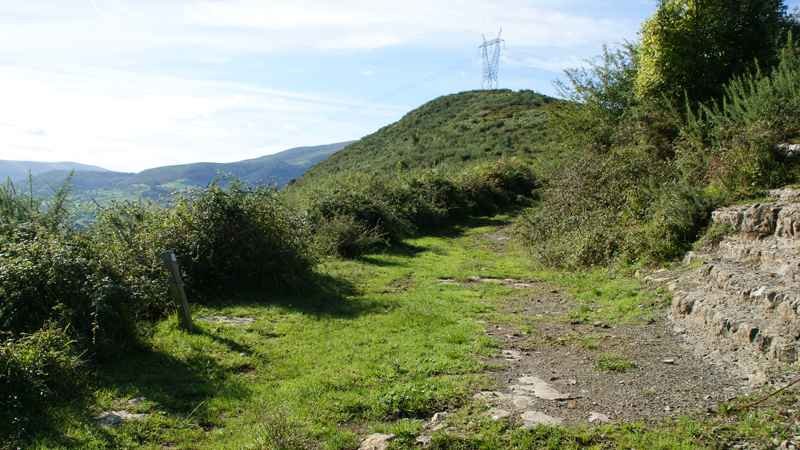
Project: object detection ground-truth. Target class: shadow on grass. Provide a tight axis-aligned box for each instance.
[202,270,390,319]
[423,215,513,238]
[351,216,513,268]
[96,343,251,416]
[11,338,251,449]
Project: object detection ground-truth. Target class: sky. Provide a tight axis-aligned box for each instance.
[0,1,795,172]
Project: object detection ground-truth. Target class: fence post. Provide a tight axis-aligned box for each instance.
[160,250,193,331]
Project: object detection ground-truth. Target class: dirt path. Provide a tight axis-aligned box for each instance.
[474,227,746,427]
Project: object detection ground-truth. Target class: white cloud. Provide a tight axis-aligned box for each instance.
[0,1,644,170]
[503,53,586,73]
[0,1,636,56]
[0,65,402,171]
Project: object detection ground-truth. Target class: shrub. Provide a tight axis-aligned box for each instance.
[313,215,387,258]
[0,230,137,353]
[678,40,800,197]
[693,222,735,250]
[0,176,71,238]
[624,184,715,262]
[296,160,536,257]
[90,202,175,320]
[304,173,415,246]
[456,159,538,215]
[0,326,83,443]
[93,183,316,303]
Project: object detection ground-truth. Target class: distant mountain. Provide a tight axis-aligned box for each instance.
[27,141,351,204]
[0,160,109,182]
[301,90,556,183]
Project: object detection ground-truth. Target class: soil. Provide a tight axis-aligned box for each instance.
[477,228,747,426]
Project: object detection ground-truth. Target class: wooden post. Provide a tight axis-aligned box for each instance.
[160,250,193,331]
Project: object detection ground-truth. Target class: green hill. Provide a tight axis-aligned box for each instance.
[0,160,108,182]
[27,142,351,204]
[302,90,556,181]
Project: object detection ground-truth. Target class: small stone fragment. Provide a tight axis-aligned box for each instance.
[488,408,512,421]
[197,316,255,326]
[359,433,395,450]
[588,412,611,424]
[520,411,563,428]
[127,396,146,406]
[416,435,432,447]
[515,376,574,400]
[95,410,147,427]
[502,349,523,360]
[428,412,448,431]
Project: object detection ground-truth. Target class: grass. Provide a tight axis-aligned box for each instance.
[26,217,533,448]
[531,269,668,325]
[19,216,798,449]
[301,90,555,181]
[595,353,637,373]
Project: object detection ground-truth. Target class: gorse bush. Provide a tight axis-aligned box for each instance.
[0,230,137,353]
[93,182,316,303]
[299,159,536,257]
[678,39,800,196]
[165,183,315,296]
[0,326,83,442]
[0,176,71,238]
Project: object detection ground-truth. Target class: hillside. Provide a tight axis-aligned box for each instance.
[302,90,556,181]
[27,141,351,203]
[0,160,108,182]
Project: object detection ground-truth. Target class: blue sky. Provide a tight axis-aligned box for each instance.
[0,1,796,172]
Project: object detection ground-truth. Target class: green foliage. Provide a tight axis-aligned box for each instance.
[311,214,387,258]
[0,326,83,443]
[553,45,641,153]
[249,410,320,450]
[595,353,636,373]
[166,184,315,295]
[678,39,800,196]
[517,144,711,267]
[636,0,795,104]
[0,175,72,237]
[299,159,536,257]
[376,382,460,419]
[518,12,800,269]
[302,90,555,181]
[0,230,137,353]
[93,183,316,304]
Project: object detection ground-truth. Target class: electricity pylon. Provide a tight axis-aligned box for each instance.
[480,29,504,90]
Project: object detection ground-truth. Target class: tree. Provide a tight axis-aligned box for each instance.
[635,0,795,104]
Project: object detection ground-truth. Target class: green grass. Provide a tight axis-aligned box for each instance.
[531,269,668,325]
[594,353,637,373]
[27,217,535,448]
[20,216,797,449]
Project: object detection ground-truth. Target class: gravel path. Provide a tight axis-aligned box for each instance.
[477,229,747,426]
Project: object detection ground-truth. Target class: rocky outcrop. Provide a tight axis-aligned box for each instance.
[662,188,800,384]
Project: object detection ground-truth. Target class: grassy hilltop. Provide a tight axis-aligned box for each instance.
[302,90,555,181]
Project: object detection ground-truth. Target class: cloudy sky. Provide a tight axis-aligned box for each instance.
[2,1,791,172]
